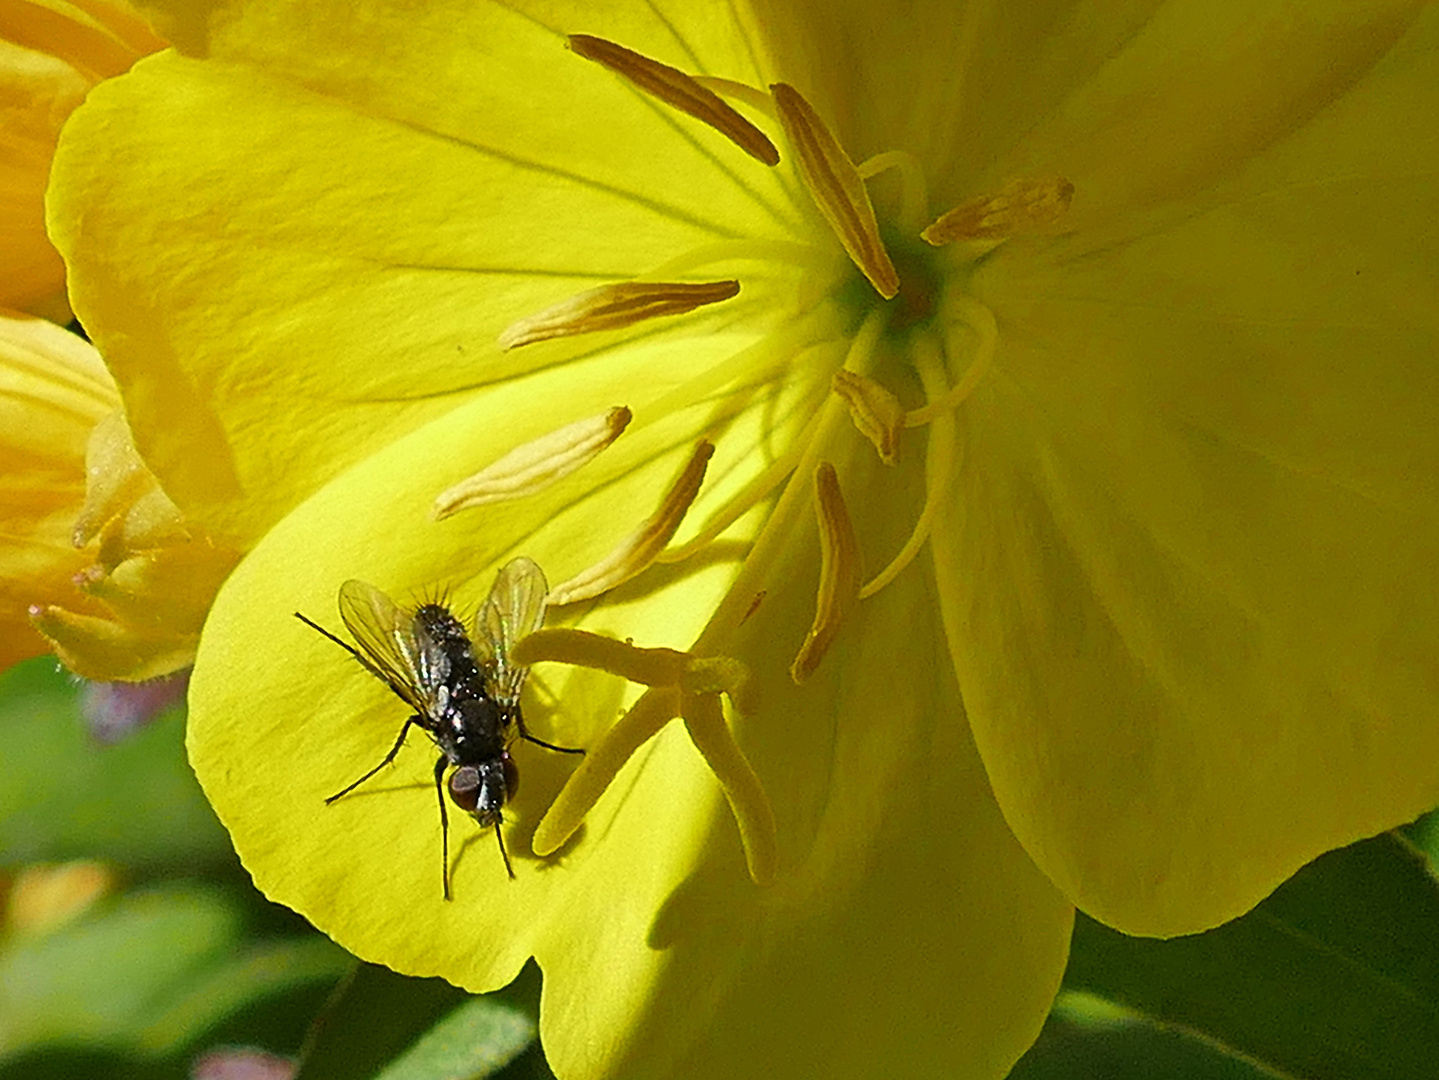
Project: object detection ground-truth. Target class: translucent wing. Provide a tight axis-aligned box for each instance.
[475,556,548,705]
[337,579,445,715]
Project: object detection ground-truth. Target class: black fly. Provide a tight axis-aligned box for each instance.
[294,556,582,898]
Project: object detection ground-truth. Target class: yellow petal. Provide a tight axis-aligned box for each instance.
[979,0,1430,230]
[189,379,1071,1079]
[49,2,799,546]
[0,0,161,314]
[6,860,116,937]
[939,5,1439,936]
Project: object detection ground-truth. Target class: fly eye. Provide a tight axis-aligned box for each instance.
[502,752,519,799]
[448,766,481,812]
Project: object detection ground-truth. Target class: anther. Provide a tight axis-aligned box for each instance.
[546,440,715,606]
[771,83,900,299]
[832,369,905,466]
[498,281,740,350]
[922,175,1074,246]
[432,407,632,519]
[568,35,780,166]
[790,462,862,683]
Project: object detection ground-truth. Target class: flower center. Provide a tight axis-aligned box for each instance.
[439,35,1074,882]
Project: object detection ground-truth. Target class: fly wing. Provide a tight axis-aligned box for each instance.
[337,579,444,715]
[475,556,548,705]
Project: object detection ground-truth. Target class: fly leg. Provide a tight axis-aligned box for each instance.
[326,716,421,803]
[434,755,451,901]
[517,722,584,755]
[494,822,515,880]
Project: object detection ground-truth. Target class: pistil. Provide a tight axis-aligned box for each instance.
[516,628,773,883]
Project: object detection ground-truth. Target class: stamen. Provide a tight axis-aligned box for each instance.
[859,332,958,599]
[432,407,631,519]
[832,369,904,466]
[770,83,900,300]
[498,280,740,350]
[655,383,839,567]
[519,629,771,883]
[790,462,862,683]
[690,75,776,118]
[681,690,777,885]
[904,295,997,427]
[653,443,799,564]
[857,150,929,236]
[546,440,715,606]
[645,239,825,278]
[652,315,854,567]
[642,309,843,433]
[922,175,1074,246]
[568,35,780,166]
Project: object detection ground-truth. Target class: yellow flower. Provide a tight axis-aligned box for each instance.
[0,0,162,318]
[0,310,238,678]
[0,311,113,668]
[47,1,1439,1077]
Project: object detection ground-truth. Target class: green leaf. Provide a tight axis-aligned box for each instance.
[0,883,346,1061]
[295,963,548,1080]
[0,658,228,867]
[138,935,351,1053]
[1012,993,1273,1080]
[1062,831,1439,1080]
[294,964,471,1080]
[373,997,535,1080]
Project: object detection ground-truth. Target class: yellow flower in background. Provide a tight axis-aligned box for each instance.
[0,311,237,678]
[0,311,113,668]
[46,1,1439,1078]
[0,0,162,318]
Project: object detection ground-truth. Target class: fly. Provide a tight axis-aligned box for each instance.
[294,556,582,898]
